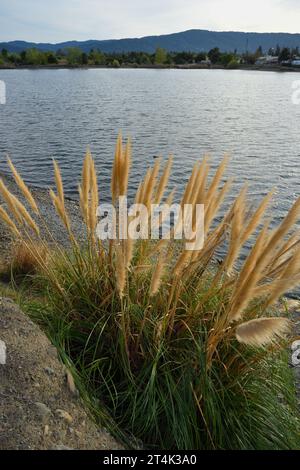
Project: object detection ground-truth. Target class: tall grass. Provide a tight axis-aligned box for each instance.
[1,135,300,449]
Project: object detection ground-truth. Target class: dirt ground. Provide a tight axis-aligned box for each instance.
[0,297,122,450]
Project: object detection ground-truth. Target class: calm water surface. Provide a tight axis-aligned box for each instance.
[0,68,300,223]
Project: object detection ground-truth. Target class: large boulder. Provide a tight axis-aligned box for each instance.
[0,297,121,450]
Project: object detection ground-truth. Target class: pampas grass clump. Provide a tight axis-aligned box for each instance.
[0,134,300,449]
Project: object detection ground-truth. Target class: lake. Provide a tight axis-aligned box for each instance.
[0,68,300,225]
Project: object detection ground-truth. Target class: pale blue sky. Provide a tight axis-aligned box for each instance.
[0,0,299,42]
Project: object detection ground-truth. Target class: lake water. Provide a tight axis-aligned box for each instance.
[0,68,300,225]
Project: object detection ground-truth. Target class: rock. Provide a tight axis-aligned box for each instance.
[45,367,55,376]
[0,340,6,364]
[0,296,122,450]
[52,444,73,450]
[66,370,79,397]
[55,409,73,424]
[34,402,52,421]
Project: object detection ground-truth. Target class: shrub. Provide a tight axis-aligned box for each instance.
[0,136,300,449]
[0,240,47,283]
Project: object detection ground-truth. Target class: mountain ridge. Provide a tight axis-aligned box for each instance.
[1,29,300,54]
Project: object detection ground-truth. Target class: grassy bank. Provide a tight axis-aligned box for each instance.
[0,138,300,449]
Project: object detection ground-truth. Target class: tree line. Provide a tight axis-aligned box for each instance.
[0,45,299,67]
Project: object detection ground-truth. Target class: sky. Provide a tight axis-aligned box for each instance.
[0,0,300,43]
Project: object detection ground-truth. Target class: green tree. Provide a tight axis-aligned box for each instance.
[279,47,291,62]
[255,46,263,57]
[1,48,8,59]
[66,47,83,65]
[46,52,58,64]
[25,48,46,65]
[208,47,221,64]
[112,59,120,68]
[220,53,235,66]
[154,47,167,65]
[195,52,207,63]
[89,49,105,65]
[81,52,88,65]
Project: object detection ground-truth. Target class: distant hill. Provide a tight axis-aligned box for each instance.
[1,29,300,54]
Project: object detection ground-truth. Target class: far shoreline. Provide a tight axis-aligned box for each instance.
[1,63,300,73]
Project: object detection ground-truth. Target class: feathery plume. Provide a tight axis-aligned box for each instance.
[7,157,39,214]
[0,205,20,237]
[236,317,291,347]
[150,253,166,296]
[53,159,65,206]
[154,155,173,205]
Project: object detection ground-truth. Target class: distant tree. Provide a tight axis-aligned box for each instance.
[208,47,221,64]
[112,59,120,68]
[220,53,235,66]
[242,52,256,65]
[56,48,66,57]
[1,48,8,59]
[195,52,207,63]
[89,49,105,65]
[279,47,291,62]
[154,47,167,65]
[20,50,26,62]
[255,46,263,57]
[25,48,46,65]
[46,52,58,64]
[138,53,151,65]
[66,47,83,65]
[7,52,19,64]
[275,44,281,56]
[291,46,300,58]
[227,58,239,69]
[81,52,88,65]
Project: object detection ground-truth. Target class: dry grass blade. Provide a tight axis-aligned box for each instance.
[205,154,229,208]
[229,221,270,318]
[150,253,166,296]
[119,138,132,196]
[115,244,126,298]
[80,147,92,221]
[111,132,122,203]
[0,205,20,237]
[235,317,291,347]
[223,184,248,275]
[154,155,173,205]
[240,190,273,245]
[50,189,71,233]
[13,197,40,235]
[0,178,22,222]
[180,161,200,207]
[7,156,39,214]
[53,159,65,206]
[88,156,99,233]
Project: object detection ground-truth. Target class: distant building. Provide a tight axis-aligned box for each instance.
[255,55,279,65]
[200,59,211,66]
[291,58,300,67]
